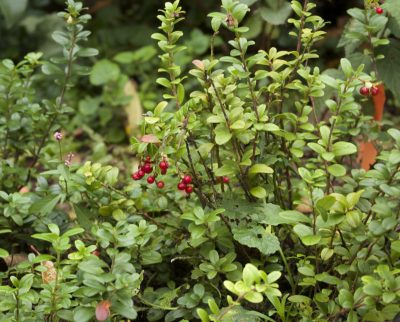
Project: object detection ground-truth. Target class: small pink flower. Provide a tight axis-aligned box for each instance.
[65,152,74,166]
[54,131,63,141]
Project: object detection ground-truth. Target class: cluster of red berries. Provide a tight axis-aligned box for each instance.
[177,175,194,194]
[375,7,383,14]
[131,156,231,195]
[359,85,380,97]
[131,156,169,189]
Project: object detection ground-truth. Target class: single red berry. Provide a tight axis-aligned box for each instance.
[178,182,186,190]
[370,86,379,96]
[375,7,383,14]
[91,250,100,256]
[359,86,370,96]
[143,163,153,173]
[145,156,151,162]
[138,169,145,178]
[159,161,168,170]
[157,181,165,189]
[223,176,230,183]
[131,172,140,180]
[185,185,193,194]
[147,176,155,184]
[182,175,192,184]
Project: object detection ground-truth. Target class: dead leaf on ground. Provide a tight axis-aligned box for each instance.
[3,253,28,267]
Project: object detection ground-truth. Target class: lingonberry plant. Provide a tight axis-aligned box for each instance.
[0,0,399,321]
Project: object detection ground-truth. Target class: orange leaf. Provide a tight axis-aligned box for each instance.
[372,84,386,121]
[357,141,378,170]
[96,300,111,321]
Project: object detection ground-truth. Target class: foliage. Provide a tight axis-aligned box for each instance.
[0,0,400,321]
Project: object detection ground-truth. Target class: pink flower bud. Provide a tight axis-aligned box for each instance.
[54,132,63,141]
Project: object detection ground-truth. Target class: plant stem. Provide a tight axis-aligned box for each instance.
[25,26,78,184]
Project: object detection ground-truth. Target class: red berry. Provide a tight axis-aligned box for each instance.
[131,172,140,180]
[147,176,155,184]
[178,182,186,190]
[223,176,230,183]
[160,168,167,175]
[182,175,192,184]
[376,7,383,14]
[91,250,100,256]
[159,161,168,170]
[185,185,193,194]
[145,156,151,162]
[157,181,165,189]
[138,169,145,178]
[359,86,370,96]
[370,86,379,96]
[143,163,153,173]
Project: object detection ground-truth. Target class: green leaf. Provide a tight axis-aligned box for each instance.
[383,0,400,26]
[377,39,400,99]
[214,125,232,145]
[259,2,292,25]
[331,141,357,156]
[233,226,280,255]
[78,48,99,57]
[243,263,261,285]
[392,240,400,253]
[278,210,311,224]
[363,283,382,296]
[0,248,9,258]
[327,164,346,177]
[230,120,246,130]
[62,227,84,238]
[214,164,237,176]
[90,59,120,85]
[30,195,61,216]
[293,224,321,245]
[73,307,94,322]
[301,235,321,246]
[73,205,94,230]
[244,291,263,303]
[249,164,273,175]
[315,196,336,221]
[250,186,266,199]
[340,58,353,78]
[0,0,28,28]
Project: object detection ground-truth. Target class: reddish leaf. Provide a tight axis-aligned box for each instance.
[372,84,386,121]
[357,141,378,170]
[96,300,111,321]
[140,134,160,144]
[192,59,205,70]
